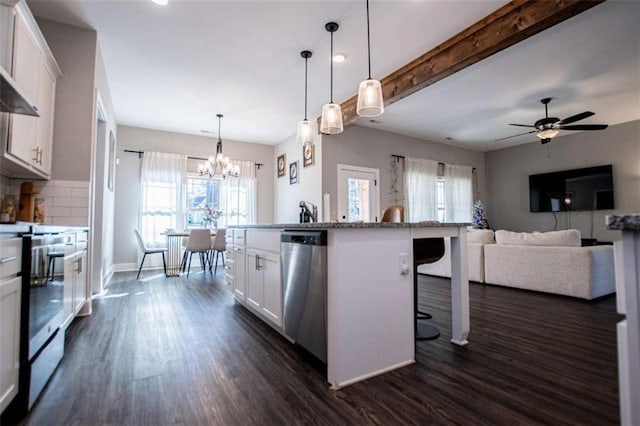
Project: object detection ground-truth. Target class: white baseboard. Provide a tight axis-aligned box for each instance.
[114,262,164,273]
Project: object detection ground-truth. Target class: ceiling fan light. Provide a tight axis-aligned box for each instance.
[536,128,559,139]
[357,79,384,117]
[296,119,316,146]
[320,103,343,135]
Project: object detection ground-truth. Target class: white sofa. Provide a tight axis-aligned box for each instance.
[417,229,494,283]
[483,230,615,300]
[419,229,616,300]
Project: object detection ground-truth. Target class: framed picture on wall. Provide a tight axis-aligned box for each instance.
[277,154,286,177]
[289,161,298,185]
[303,144,315,167]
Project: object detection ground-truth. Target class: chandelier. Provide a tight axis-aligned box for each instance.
[198,113,239,179]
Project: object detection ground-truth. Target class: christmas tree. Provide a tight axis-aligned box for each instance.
[472,200,490,229]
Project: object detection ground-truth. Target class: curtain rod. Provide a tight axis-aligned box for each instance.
[391,154,476,171]
[123,149,264,169]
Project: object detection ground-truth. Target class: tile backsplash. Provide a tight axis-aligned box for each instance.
[1,178,89,226]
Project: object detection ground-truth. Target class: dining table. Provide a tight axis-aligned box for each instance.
[161,230,216,276]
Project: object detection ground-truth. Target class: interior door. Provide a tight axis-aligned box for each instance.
[337,164,380,222]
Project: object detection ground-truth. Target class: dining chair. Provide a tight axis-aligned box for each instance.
[210,228,226,274]
[134,229,167,279]
[183,229,212,277]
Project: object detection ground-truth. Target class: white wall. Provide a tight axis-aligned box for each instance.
[274,132,323,223]
[321,125,486,221]
[485,120,640,242]
[36,19,96,182]
[113,125,275,269]
[37,19,118,292]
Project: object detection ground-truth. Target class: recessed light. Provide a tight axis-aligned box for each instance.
[152,0,168,5]
[333,53,346,63]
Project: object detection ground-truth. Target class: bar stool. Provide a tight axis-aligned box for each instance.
[413,238,445,340]
[46,251,65,282]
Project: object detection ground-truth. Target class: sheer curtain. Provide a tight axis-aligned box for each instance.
[220,160,257,226]
[139,151,187,246]
[444,163,473,222]
[404,157,438,222]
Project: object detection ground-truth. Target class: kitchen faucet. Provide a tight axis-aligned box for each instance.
[299,201,318,223]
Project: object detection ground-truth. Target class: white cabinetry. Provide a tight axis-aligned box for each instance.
[62,232,88,329]
[1,1,61,179]
[245,230,282,328]
[0,238,22,414]
[225,229,247,301]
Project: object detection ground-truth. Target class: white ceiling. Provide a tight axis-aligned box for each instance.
[27,0,640,152]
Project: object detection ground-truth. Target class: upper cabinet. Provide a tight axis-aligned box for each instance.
[1,1,61,179]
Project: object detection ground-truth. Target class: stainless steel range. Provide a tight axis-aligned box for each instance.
[3,232,71,420]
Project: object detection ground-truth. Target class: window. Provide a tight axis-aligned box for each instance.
[139,152,187,246]
[185,175,220,228]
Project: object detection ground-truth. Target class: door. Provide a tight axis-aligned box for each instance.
[337,164,380,222]
[245,250,262,310]
[233,246,246,300]
[32,60,56,176]
[8,12,40,166]
[260,252,281,327]
[73,252,86,314]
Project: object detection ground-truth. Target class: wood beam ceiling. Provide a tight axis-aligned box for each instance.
[333,0,606,128]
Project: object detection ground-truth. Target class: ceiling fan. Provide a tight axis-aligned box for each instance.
[497,98,608,144]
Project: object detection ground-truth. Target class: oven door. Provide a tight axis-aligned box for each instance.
[28,234,69,360]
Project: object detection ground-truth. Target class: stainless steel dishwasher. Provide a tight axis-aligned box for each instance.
[281,230,327,363]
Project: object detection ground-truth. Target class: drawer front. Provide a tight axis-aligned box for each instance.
[0,238,22,279]
[233,230,245,247]
[246,230,281,253]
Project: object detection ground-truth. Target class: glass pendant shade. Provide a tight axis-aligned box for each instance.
[296,119,316,146]
[320,103,343,134]
[357,79,384,117]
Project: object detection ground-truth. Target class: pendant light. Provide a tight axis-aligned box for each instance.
[296,50,315,146]
[320,22,343,135]
[198,114,239,179]
[356,0,384,117]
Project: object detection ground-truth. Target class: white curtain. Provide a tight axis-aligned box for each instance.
[139,151,187,246]
[404,157,438,222]
[444,163,473,222]
[220,160,257,226]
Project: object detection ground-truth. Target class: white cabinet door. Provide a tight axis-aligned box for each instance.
[0,276,21,413]
[8,10,40,167]
[33,60,56,176]
[233,247,246,301]
[246,250,262,310]
[260,252,282,327]
[62,255,75,328]
[73,252,86,315]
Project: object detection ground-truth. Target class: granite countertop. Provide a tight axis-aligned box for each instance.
[229,221,471,229]
[606,214,640,231]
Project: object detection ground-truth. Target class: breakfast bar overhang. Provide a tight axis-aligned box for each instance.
[326,222,469,388]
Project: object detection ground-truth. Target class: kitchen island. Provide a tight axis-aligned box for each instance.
[226,222,470,389]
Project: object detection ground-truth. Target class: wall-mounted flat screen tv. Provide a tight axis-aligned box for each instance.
[529,165,614,212]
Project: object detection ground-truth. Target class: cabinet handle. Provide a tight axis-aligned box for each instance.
[37,147,43,165]
[32,147,39,162]
[0,256,17,264]
[255,255,260,270]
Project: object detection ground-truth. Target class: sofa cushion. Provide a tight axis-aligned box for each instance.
[467,229,495,244]
[495,229,581,247]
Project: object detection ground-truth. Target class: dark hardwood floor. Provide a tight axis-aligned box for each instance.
[19,270,621,425]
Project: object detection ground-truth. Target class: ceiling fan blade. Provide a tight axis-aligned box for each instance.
[559,124,608,130]
[495,130,536,141]
[508,123,535,128]
[558,111,594,125]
